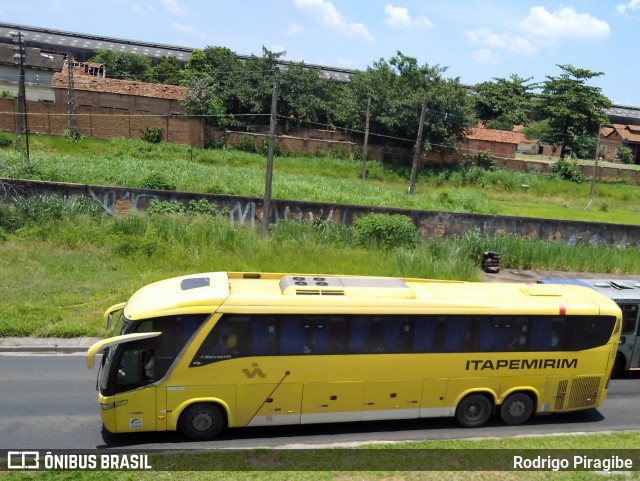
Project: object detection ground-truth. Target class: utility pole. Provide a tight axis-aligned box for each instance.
[67,54,78,136]
[261,68,279,238]
[360,94,371,180]
[11,31,29,160]
[589,125,602,205]
[408,100,427,195]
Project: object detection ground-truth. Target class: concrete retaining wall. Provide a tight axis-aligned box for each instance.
[2,178,639,248]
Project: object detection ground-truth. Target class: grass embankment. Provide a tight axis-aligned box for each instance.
[1,136,640,336]
[1,202,640,337]
[2,134,640,224]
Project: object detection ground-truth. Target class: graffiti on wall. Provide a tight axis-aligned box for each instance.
[87,188,348,228]
[4,180,639,248]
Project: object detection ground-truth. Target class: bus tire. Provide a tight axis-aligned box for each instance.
[455,393,493,428]
[499,392,534,426]
[179,403,225,440]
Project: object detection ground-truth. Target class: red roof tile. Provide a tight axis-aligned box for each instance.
[466,127,522,144]
[51,66,187,101]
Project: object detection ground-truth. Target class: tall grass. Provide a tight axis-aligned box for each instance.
[3,134,640,224]
[2,196,640,337]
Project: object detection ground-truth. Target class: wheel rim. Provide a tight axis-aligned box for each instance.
[465,401,484,421]
[191,411,214,432]
[508,400,526,418]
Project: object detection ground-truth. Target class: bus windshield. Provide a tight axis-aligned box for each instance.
[98,314,209,396]
[110,309,129,337]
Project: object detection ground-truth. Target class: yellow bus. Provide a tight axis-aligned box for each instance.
[86,271,622,440]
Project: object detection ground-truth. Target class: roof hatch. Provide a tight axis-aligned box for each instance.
[279,275,414,298]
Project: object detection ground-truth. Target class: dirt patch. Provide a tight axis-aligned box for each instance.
[481,269,640,283]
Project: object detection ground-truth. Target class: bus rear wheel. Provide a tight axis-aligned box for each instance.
[499,392,534,425]
[455,394,493,428]
[179,403,225,440]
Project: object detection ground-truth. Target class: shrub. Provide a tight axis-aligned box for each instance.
[618,146,634,164]
[353,213,419,250]
[206,136,227,150]
[235,136,258,153]
[0,134,12,148]
[330,144,360,161]
[460,150,495,170]
[552,158,584,183]
[141,127,163,143]
[62,129,82,142]
[259,138,282,157]
[188,199,215,216]
[12,195,100,223]
[141,173,176,191]
[147,199,185,215]
[0,203,21,233]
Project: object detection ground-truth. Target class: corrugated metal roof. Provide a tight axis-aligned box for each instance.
[0,43,64,70]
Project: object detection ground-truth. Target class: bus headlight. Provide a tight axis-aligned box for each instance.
[100,400,128,411]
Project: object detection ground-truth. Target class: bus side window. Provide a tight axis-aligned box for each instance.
[279,317,306,354]
[299,317,346,354]
[349,316,401,353]
[327,317,347,353]
[383,317,405,352]
[413,316,437,352]
[529,317,554,350]
[252,316,275,355]
[349,316,371,353]
[442,317,469,352]
[479,318,509,351]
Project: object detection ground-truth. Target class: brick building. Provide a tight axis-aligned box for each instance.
[459,125,522,160]
[599,124,640,164]
[51,60,187,116]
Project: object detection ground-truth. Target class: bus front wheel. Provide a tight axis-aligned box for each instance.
[179,403,225,440]
[499,392,534,425]
[455,394,493,428]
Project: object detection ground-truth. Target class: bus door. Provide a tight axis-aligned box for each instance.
[88,332,165,433]
[620,303,640,369]
[110,344,164,433]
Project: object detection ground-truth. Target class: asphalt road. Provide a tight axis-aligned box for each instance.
[1,354,639,450]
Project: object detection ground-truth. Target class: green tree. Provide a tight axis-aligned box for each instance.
[278,61,345,130]
[522,119,551,141]
[472,74,535,128]
[183,46,240,81]
[88,50,152,81]
[486,115,517,131]
[347,52,474,153]
[180,77,227,127]
[571,133,598,160]
[182,46,281,129]
[148,56,183,85]
[182,46,242,126]
[232,47,283,128]
[538,64,611,159]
